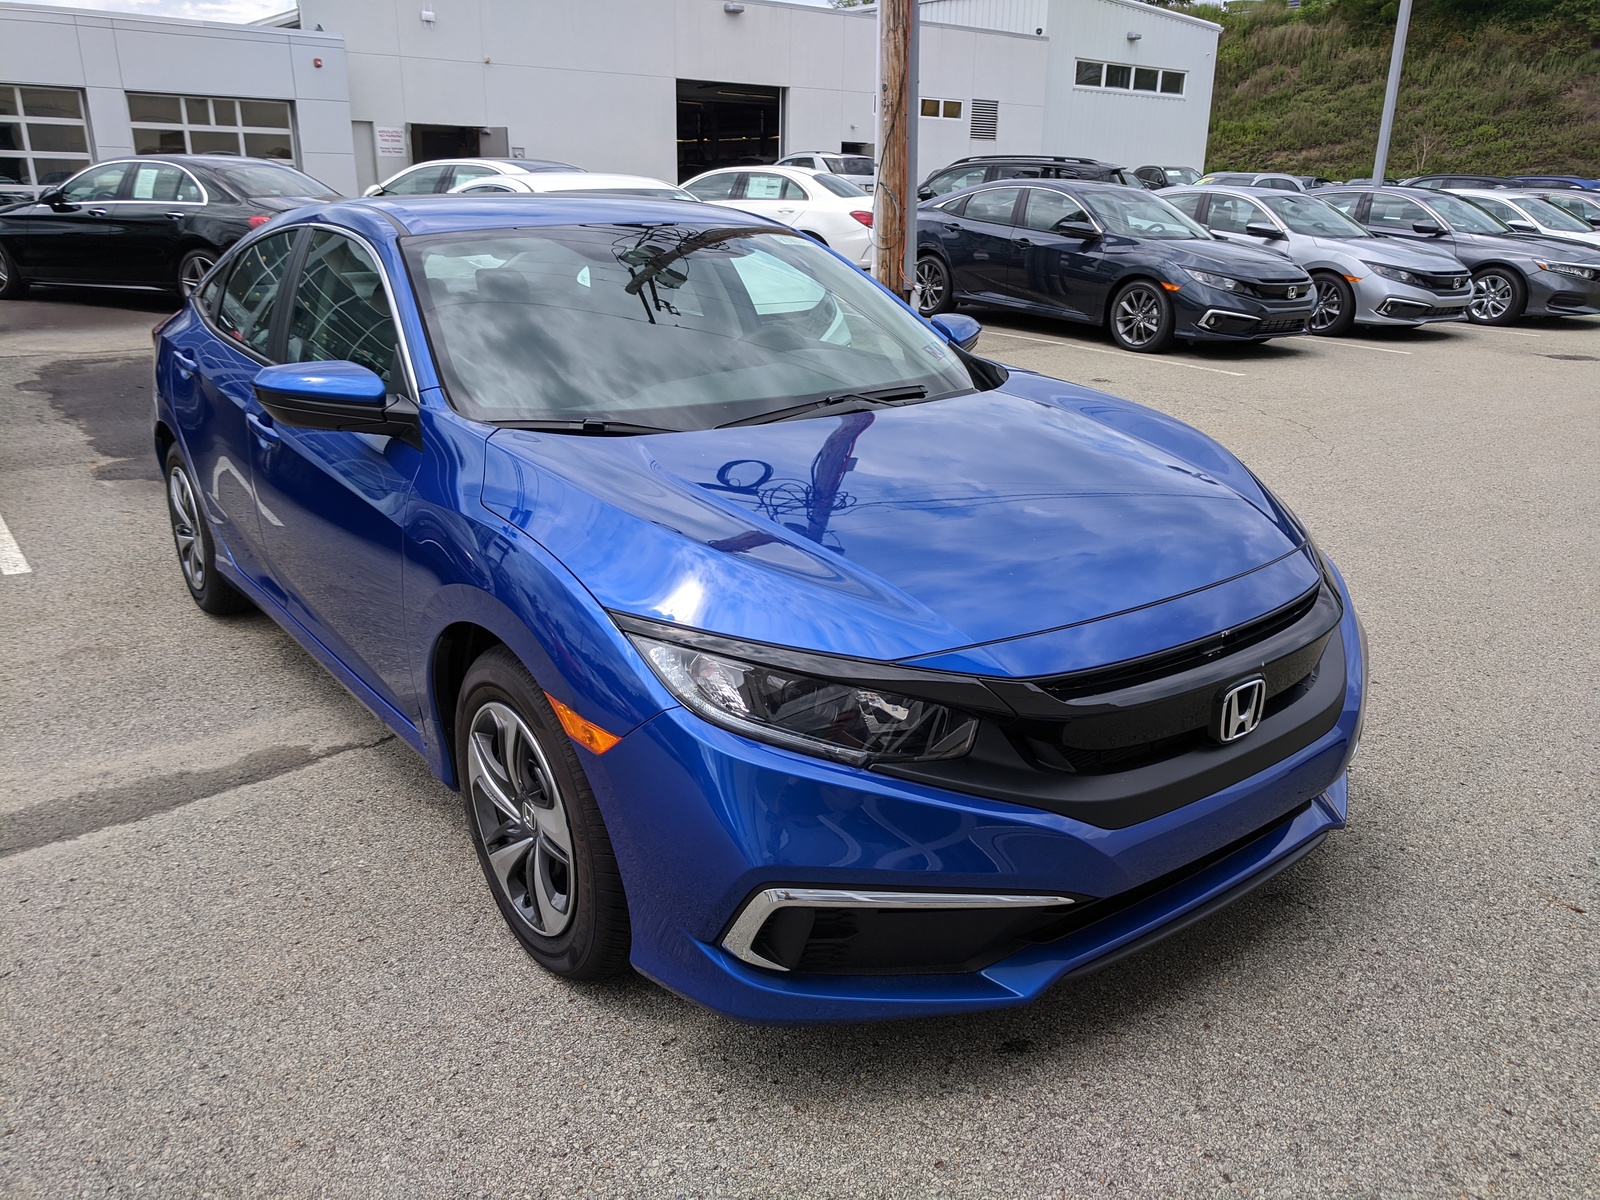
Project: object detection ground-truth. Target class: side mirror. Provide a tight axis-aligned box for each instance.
[253,361,415,437]
[929,312,981,352]
[1053,220,1100,239]
[40,187,66,208]
[916,186,934,201]
[361,184,384,198]
[1588,217,1600,229]
[1244,221,1285,240]
[1411,221,1445,235]
[1506,219,1537,233]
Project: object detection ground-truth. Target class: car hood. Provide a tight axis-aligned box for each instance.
[1456,230,1600,263]
[482,374,1316,673]
[1306,236,1465,270]
[1153,239,1307,281]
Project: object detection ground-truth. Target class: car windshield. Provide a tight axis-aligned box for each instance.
[1259,193,1371,237]
[216,164,340,200]
[1512,196,1592,232]
[1546,193,1600,221]
[812,173,868,198]
[406,223,976,429]
[1079,190,1209,240]
[1165,167,1200,185]
[1425,193,1511,234]
[824,156,875,177]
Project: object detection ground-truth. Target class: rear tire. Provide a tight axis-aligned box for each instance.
[915,254,953,316]
[164,445,252,615]
[1308,272,1356,336]
[1108,280,1175,352]
[457,647,631,981]
[0,240,29,299]
[1468,267,1527,325]
[177,249,217,298]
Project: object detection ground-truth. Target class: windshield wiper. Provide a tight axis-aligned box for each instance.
[495,418,680,436]
[717,385,929,429]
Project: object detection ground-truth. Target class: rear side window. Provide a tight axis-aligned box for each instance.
[743,173,805,200]
[126,162,201,203]
[926,165,988,195]
[284,230,398,386]
[215,230,298,356]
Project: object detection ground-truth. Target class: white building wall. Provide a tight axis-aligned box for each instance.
[1041,0,1218,168]
[0,2,357,192]
[918,0,1049,37]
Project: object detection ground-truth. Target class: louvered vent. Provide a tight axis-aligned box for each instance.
[969,99,999,140]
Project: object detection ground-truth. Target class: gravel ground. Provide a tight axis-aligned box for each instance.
[1,290,1596,1199]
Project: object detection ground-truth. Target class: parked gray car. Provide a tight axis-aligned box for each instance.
[1164,186,1472,335]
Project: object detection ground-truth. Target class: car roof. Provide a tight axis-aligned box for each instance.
[345,194,761,237]
[99,154,302,171]
[469,172,687,193]
[395,157,579,172]
[950,154,1118,166]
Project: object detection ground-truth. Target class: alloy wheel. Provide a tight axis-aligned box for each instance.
[1113,285,1163,347]
[1470,273,1514,321]
[0,252,9,289]
[167,465,206,590]
[466,701,576,939]
[180,255,215,297]
[1309,282,1342,332]
[915,258,947,315]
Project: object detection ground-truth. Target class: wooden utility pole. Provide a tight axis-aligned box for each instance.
[874,0,915,298]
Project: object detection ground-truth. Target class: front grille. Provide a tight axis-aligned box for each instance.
[1416,271,1470,291]
[1421,304,1467,318]
[1246,280,1312,300]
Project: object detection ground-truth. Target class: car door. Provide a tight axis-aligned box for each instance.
[737,172,806,227]
[1010,187,1105,319]
[4,161,130,281]
[114,160,205,285]
[168,227,303,587]
[249,227,422,716]
[949,186,1024,301]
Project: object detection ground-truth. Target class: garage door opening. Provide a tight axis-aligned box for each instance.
[676,80,781,182]
[410,124,482,163]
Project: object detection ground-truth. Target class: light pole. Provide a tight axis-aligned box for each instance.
[1371,0,1414,184]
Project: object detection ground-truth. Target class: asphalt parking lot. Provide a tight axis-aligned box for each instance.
[2,290,1596,1199]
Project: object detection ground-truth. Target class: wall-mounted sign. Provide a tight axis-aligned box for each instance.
[376,126,406,157]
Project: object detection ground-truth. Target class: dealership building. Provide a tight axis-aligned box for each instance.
[0,0,1219,197]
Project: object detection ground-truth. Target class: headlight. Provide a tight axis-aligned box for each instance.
[1536,260,1600,281]
[1181,266,1243,292]
[631,636,979,765]
[1363,261,1421,286]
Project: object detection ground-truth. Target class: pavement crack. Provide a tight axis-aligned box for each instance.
[0,734,397,859]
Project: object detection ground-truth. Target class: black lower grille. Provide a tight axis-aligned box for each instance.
[1257,316,1309,334]
[1421,304,1467,318]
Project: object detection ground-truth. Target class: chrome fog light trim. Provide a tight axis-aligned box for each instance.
[1198,308,1259,331]
[722,887,1076,972]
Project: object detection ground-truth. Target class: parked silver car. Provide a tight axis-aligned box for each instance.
[1165,185,1472,335]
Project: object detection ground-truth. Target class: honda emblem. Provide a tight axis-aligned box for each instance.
[1213,677,1267,744]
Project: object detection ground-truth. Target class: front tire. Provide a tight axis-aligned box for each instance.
[1108,280,1175,352]
[915,254,953,316]
[1468,267,1527,325]
[177,249,217,298]
[164,445,252,615]
[457,647,631,981]
[0,239,29,299]
[1309,272,1356,336]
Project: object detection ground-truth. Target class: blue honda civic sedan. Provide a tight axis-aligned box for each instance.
[153,196,1365,1023]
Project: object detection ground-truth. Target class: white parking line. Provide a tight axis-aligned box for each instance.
[1321,341,1413,355]
[980,330,1249,376]
[1475,328,1542,337]
[0,512,31,575]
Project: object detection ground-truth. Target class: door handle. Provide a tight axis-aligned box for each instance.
[165,211,186,220]
[172,351,198,378]
[943,222,962,232]
[1016,237,1034,247]
[88,208,109,216]
[246,411,280,444]
[775,207,796,215]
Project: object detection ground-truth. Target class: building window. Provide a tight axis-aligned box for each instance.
[919,98,963,120]
[1076,61,1186,97]
[128,93,296,163]
[0,85,91,188]
[969,98,999,140]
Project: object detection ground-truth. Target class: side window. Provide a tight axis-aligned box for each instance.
[126,163,200,203]
[1205,195,1263,234]
[685,173,738,201]
[963,187,1021,226]
[729,249,827,316]
[1472,196,1521,225]
[59,162,129,202]
[284,230,398,386]
[994,164,1045,181]
[1256,177,1295,191]
[384,164,448,195]
[928,166,988,195]
[1165,192,1203,219]
[1021,189,1090,232]
[450,164,497,188]
[1367,195,1430,231]
[1322,193,1362,218]
[743,173,800,200]
[215,230,298,356]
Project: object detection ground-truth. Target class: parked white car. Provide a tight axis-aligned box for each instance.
[1449,188,1600,251]
[681,165,875,268]
[775,151,877,192]
[364,157,580,198]
[449,172,695,201]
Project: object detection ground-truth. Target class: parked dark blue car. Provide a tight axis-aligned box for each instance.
[914,180,1317,352]
[154,196,1365,1023]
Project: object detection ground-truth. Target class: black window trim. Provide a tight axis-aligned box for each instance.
[196,225,306,367]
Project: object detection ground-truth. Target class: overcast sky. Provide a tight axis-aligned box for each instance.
[20,0,834,21]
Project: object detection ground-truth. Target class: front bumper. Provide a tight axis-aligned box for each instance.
[585,567,1366,1024]
[1354,276,1470,326]
[1526,269,1600,317]
[1174,284,1314,341]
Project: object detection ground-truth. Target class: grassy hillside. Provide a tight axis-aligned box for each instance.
[1198,0,1600,178]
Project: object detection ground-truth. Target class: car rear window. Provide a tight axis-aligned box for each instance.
[215,164,339,200]
[812,173,867,198]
